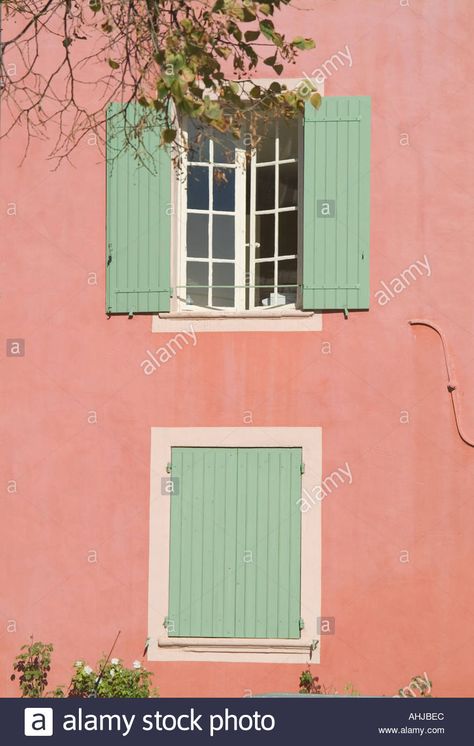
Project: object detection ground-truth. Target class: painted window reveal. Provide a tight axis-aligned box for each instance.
[181,118,300,312]
[167,447,302,639]
[105,96,370,315]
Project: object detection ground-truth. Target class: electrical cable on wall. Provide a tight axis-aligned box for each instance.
[409,319,474,448]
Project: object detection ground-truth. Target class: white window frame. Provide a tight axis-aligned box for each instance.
[152,78,324,332]
[147,426,322,663]
[177,137,247,312]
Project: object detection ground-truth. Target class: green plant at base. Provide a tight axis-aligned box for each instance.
[65,658,157,698]
[11,639,53,697]
[299,668,322,695]
[11,641,158,698]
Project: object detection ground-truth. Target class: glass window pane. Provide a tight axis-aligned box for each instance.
[212,263,234,307]
[256,166,275,211]
[279,118,299,160]
[213,132,237,164]
[187,120,210,162]
[187,214,209,258]
[277,258,297,304]
[278,211,297,256]
[187,166,209,209]
[213,168,235,212]
[255,260,275,306]
[279,162,298,208]
[213,215,235,259]
[186,261,209,307]
[256,119,276,162]
[256,213,275,259]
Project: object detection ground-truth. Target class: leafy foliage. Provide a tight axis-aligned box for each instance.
[62,658,157,698]
[11,640,157,698]
[0,0,320,160]
[11,639,53,698]
[299,668,322,694]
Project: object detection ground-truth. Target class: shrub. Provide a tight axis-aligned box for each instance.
[11,640,157,698]
[11,639,53,697]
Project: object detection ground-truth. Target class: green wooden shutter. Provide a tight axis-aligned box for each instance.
[168,447,302,638]
[302,96,371,311]
[106,103,171,315]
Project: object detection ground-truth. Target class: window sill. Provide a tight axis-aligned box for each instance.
[157,637,316,655]
[152,310,322,332]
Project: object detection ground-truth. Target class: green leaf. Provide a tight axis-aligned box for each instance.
[242,7,256,21]
[180,67,195,83]
[181,18,193,33]
[108,59,120,70]
[273,63,283,76]
[263,54,277,66]
[244,29,260,42]
[292,36,315,50]
[204,100,222,120]
[259,19,275,40]
[89,0,101,12]
[62,37,72,48]
[259,3,272,14]
[249,85,262,98]
[161,128,177,144]
[216,46,232,60]
[310,91,322,109]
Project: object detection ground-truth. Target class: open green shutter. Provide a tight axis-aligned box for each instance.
[106,103,171,315]
[168,447,302,638]
[302,96,371,311]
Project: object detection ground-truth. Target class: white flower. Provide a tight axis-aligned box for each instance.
[111,658,119,665]
[84,665,93,675]
[132,660,141,669]
[109,669,115,677]
[74,660,83,668]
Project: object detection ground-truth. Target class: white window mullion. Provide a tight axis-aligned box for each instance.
[234,148,246,311]
[249,147,257,310]
[179,141,189,307]
[274,125,279,302]
[208,140,214,308]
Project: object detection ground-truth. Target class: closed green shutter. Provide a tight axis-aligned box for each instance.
[168,447,302,638]
[106,103,171,315]
[302,96,371,311]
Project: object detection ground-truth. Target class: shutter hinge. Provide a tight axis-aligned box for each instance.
[163,616,170,629]
[299,617,305,631]
[343,307,349,320]
[128,309,134,319]
[300,462,305,475]
[166,462,172,474]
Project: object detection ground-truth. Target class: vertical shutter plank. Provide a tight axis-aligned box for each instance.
[223,449,238,636]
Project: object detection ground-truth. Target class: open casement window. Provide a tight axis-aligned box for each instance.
[179,118,300,312]
[106,96,370,316]
[166,447,302,639]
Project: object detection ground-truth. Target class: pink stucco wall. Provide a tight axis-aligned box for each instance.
[2,0,474,696]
